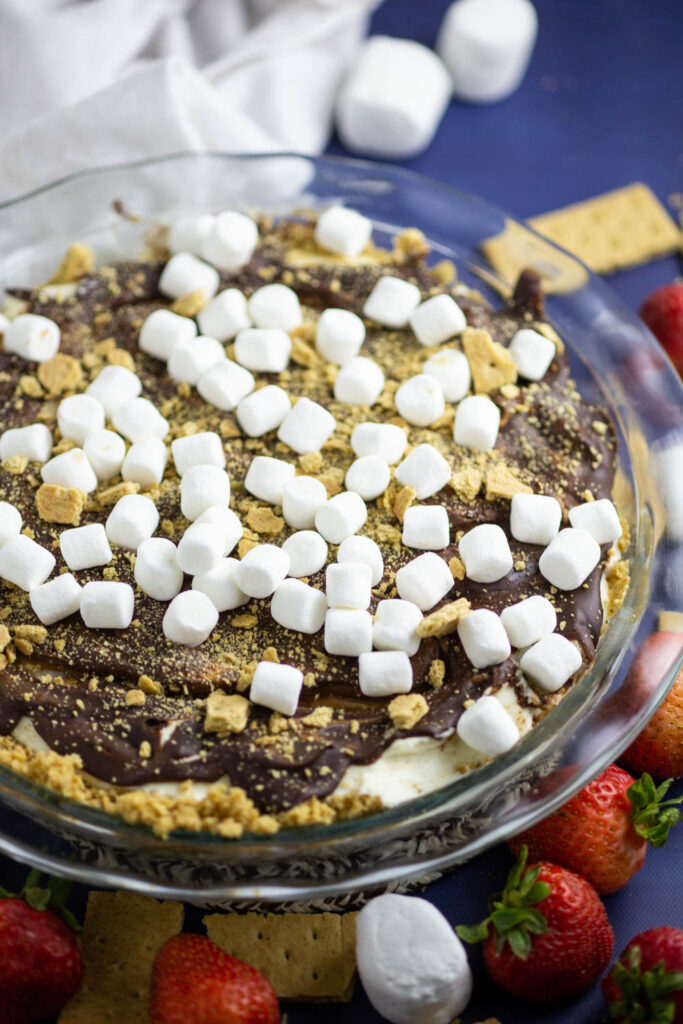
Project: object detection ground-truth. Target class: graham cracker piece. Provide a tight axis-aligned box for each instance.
[246,506,285,535]
[462,327,517,394]
[418,598,471,638]
[485,464,532,500]
[388,692,429,729]
[48,243,95,284]
[205,691,250,734]
[427,658,446,689]
[450,467,482,504]
[37,353,83,395]
[170,289,206,317]
[204,911,357,1002]
[393,484,417,523]
[35,483,85,525]
[481,218,589,294]
[659,611,683,634]
[449,555,466,580]
[58,892,184,1024]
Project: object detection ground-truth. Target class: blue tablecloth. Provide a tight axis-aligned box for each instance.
[2,1,682,1021]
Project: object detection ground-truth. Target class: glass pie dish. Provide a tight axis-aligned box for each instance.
[0,152,681,907]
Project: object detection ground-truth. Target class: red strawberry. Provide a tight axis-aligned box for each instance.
[150,933,279,1024]
[621,631,683,778]
[603,926,683,1022]
[640,282,683,375]
[457,846,613,1001]
[509,764,683,893]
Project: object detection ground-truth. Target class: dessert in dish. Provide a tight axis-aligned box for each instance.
[0,205,628,838]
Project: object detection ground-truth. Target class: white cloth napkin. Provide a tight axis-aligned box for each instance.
[0,0,377,202]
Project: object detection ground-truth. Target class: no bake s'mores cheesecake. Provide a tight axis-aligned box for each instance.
[0,206,628,838]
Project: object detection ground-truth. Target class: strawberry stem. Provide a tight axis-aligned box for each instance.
[608,945,683,1023]
[628,774,683,848]
[0,870,80,931]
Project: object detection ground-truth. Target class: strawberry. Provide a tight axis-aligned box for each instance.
[508,764,683,893]
[603,926,683,1022]
[457,845,613,1001]
[150,933,279,1024]
[621,631,683,778]
[640,282,683,375]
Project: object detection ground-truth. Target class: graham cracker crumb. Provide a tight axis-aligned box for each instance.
[2,455,28,475]
[388,693,429,730]
[301,706,333,728]
[37,353,83,395]
[138,674,163,696]
[36,484,85,525]
[138,741,152,760]
[427,659,446,689]
[604,559,630,619]
[233,614,258,629]
[95,481,140,507]
[500,382,520,400]
[463,327,517,393]
[262,646,279,663]
[450,467,483,503]
[246,507,284,535]
[485,464,532,500]
[48,243,95,284]
[12,624,47,644]
[449,555,466,580]
[394,227,430,261]
[418,598,471,637]
[299,451,324,474]
[0,626,11,652]
[393,484,417,523]
[125,689,146,707]
[433,259,456,284]
[170,289,206,317]
[18,375,43,398]
[237,538,258,559]
[205,691,250,735]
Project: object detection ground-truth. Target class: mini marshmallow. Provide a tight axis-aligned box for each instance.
[250,661,303,716]
[112,397,169,443]
[80,581,134,630]
[395,552,453,611]
[282,476,328,530]
[345,455,391,501]
[0,312,8,334]
[271,578,327,634]
[235,543,289,598]
[315,491,367,544]
[162,590,218,647]
[283,530,329,578]
[501,595,557,649]
[41,448,98,493]
[82,429,126,482]
[336,35,452,159]
[197,360,254,412]
[359,650,413,697]
[85,365,142,418]
[233,327,291,374]
[172,432,225,477]
[60,523,112,571]
[394,443,450,500]
[138,309,197,362]
[402,505,450,550]
[326,562,372,609]
[338,534,384,586]
[121,437,168,486]
[539,528,601,591]
[236,385,291,437]
[351,422,407,465]
[363,275,422,328]
[29,573,82,625]
[200,210,259,272]
[244,455,296,505]
[457,695,520,755]
[56,394,105,446]
[315,308,366,365]
[510,493,562,546]
[3,314,60,362]
[457,608,511,668]
[409,294,467,346]
[277,397,336,454]
[395,374,445,427]
[192,557,249,612]
[168,213,214,256]
[508,328,555,381]
[0,423,52,463]
[195,506,243,556]
[423,348,471,402]
[198,288,251,341]
[324,608,373,656]
[453,394,500,451]
[105,494,159,549]
[333,356,385,407]
[180,465,231,521]
[314,206,372,258]
[568,498,622,545]
[177,522,225,576]
[521,633,583,692]
[372,598,423,655]
[158,252,219,301]
[459,523,512,583]
[134,537,183,601]
[0,502,22,548]
[168,335,225,385]
[248,284,302,332]
[0,534,55,591]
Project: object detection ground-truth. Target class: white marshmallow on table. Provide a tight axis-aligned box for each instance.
[326,562,372,609]
[436,0,538,104]
[168,213,214,256]
[457,695,520,755]
[510,492,562,546]
[362,275,422,328]
[112,397,169,443]
[334,356,385,407]
[351,422,407,465]
[245,455,295,505]
[195,506,242,557]
[236,385,291,437]
[521,633,583,693]
[568,498,622,545]
[198,288,251,342]
[177,522,224,576]
[315,491,367,544]
[395,374,445,427]
[168,335,225,385]
[314,206,372,258]
[271,578,327,634]
[200,210,259,272]
[338,534,384,586]
[539,528,601,591]
[162,589,218,647]
[105,494,159,549]
[0,534,55,591]
[336,35,452,160]
[134,537,183,601]
[345,455,391,501]
[395,552,453,611]
[372,598,423,656]
[2,314,60,362]
[82,429,126,482]
[29,573,82,625]
[197,360,255,412]
[86,365,142,418]
[248,284,302,332]
[41,448,98,494]
[402,505,450,550]
[394,443,450,500]
[235,543,289,598]
[324,608,373,656]
[250,661,303,717]
[282,476,328,530]
[192,557,249,612]
[501,595,557,649]
[0,312,8,334]
[171,432,225,477]
[60,523,112,571]
[356,894,473,1024]
[283,530,329,578]
[508,328,555,381]
[56,394,105,446]
[80,581,134,630]
[158,252,219,302]
[315,308,366,365]
[453,394,500,451]
[233,327,291,374]
[180,465,231,521]
[277,397,336,454]
[121,437,168,487]
[410,294,467,347]
[459,523,512,583]
[457,608,511,668]
[0,423,52,463]
[423,348,471,402]
[138,309,197,362]
[0,502,21,548]
[358,650,413,697]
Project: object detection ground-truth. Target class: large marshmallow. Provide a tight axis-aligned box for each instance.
[235,543,289,598]
[60,523,112,571]
[121,437,168,487]
[326,562,372,609]
[197,359,255,412]
[363,275,422,328]
[135,537,184,601]
[315,308,366,365]
[271,578,327,634]
[80,581,135,630]
[198,288,251,342]
[250,661,303,717]
[508,328,556,381]
[359,650,413,697]
[568,498,622,545]
[394,443,450,500]
[277,397,336,454]
[283,530,329,578]
[521,633,583,693]
[395,552,453,611]
[345,455,391,501]
[315,491,367,544]
[245,455,296,505]
[180,465,231,521]
[395,374,445,426]
[0,502,22,548]
[459,523,512,583]
[57,394,105,446]
[112,397,169,443]
[29,573,82,625]
[168,213,214,256]
[314,206,372,258]
[324,608,373,656]
[168,335,225,385]
[423,348,471,403]
[457,695,520,755]
[172,432,225,477]
[162,589,218,647]
[338,534,384,586]
[177,522,225,576]
[0,423,52,463]
[457,608,511,668]
[234,327,291,373]
[248,284,302,332]
[138,308,197,361]
[282,476,328,530]
[538,528,601,590]
[195,506,243,556]
[86,365,142,417]
[3,314,60,362]
[372,599,423,656]
[501,595,557,649]
[351,422,407,465]
[334,356,385,407]
[0,535,55,591]
[158,252,219,301]
[453,394,500,450]
[41,448,98,493]
[83,429,126,482]
[510,492,562,546]
[236,385,291,437]
[200,210,259,272]
[410,294,467,347]
[192,557,249,612]
[105,494,159,549]
[402,504,450,550]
